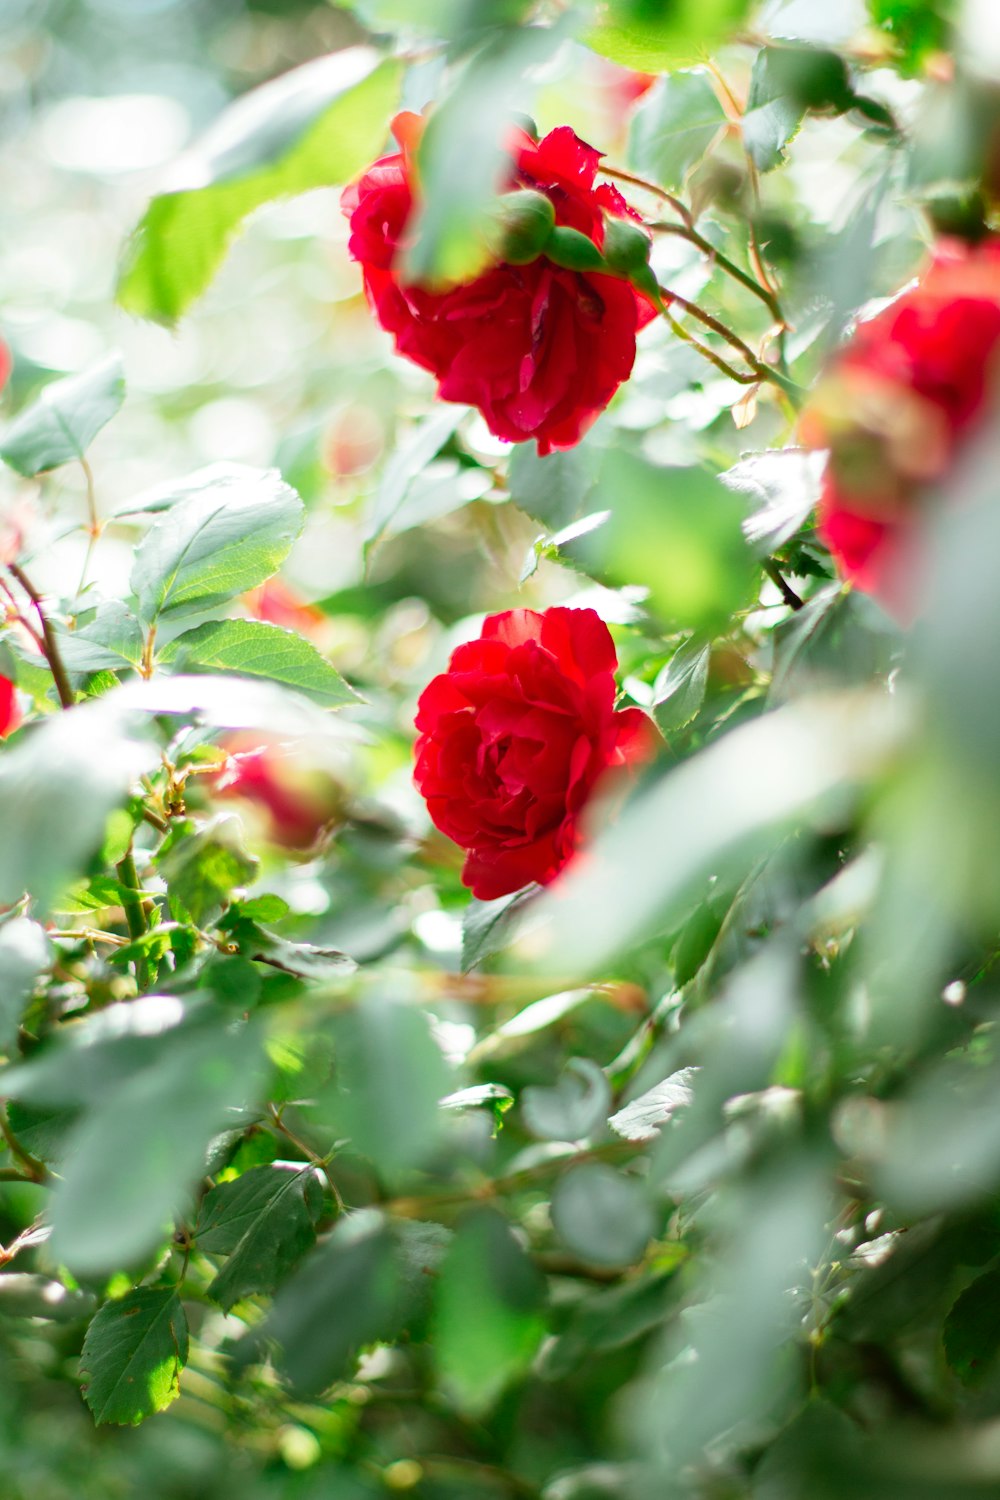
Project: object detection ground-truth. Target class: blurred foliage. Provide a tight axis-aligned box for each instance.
[2,1,1000,1499]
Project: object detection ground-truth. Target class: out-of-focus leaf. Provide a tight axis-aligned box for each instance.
[197,1163,324,1311]
[0,700,153,915]
[653,637,711,733]
[522,1059,611,1143]
[770,584,896,701]
[0,918,50,1053]
[157,816,259,926]
[366,407,467,550]
[2,997,265,1274]
[118,51,402,324]
[131,464,304,625]
[0,354,124,477]
[432,1209,546,1414]
[517,691,900,977]
[944,1265,1000,1387]
[161,619,357,707]
[79,1289,188,1426]
[585,0,752,69]
[403,24,565,285]
[575,452,756,632]
[723,448,824,555]
[329,996,450,1177]
[0,1274,95,1324]
[609,1069,698,1142]
[551,1163,655,1267]
[628,70,726,188]
[251,1209,400,1394]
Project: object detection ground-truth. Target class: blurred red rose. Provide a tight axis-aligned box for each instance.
[0,675,20,738]
[342,115,657,455]
[413,607,655,900]
[801,237,1000,616]
[244,577,326,639]
[0,340,11,394]
[213,738,345,851]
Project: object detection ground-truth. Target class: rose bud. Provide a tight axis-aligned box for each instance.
[413,607,656,900]
[341,117,658,455]
[801,235,1000,618]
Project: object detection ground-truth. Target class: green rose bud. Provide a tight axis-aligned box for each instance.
[485,189,556,265]
[543,225,606,272]
[602,217,652,275]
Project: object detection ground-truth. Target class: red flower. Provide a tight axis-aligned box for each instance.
[213,739,344,850]
[342,116,657,455]
[413,607,655,900]
[0,340,11,395]
[0,675,20,738]
[802,237,1000,616]
[243,577,326,639]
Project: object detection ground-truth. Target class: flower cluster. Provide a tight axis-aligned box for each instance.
[413,607,653,899]
[801,236,1000,616]
[342,116,657,455]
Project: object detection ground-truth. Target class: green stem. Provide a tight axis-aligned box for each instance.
[116,848,151,991]
[0,1110,47,1183]
[650,219,786,328]
[658,285,804,403]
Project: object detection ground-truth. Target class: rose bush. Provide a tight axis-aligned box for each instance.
[342,115,657,454]
[801,235,1000,615]
[413,606,653,898]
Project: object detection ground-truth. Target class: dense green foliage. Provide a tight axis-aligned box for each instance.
[2,1,1000,1497]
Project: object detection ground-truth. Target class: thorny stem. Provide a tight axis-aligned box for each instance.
[658,284,803,403]
[7,563,75,709]
[764,558,805,611]
[140,624,157,680]
[75,456,101,598]
[648,220,786,328]
[0,577,45,654]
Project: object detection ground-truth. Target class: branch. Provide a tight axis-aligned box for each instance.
[7,564,75,709]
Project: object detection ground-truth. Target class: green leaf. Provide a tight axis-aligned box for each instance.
[521,1059,611,1143]
[551,1163,655,1268]
[197,1163,324,1311]
[328,997,450,1177]
[0,354,125,477]
[161,618,356,708]
[608,1069,697,1142]
[432,1209,546,1414]
[943,1265,1000,1386]
[628,70,727,189]
[653,637,711,733]
[55,603,145,676]
[1,997,266,1274]
[130,464,305,625]
[366,407,467,551]
[770,584,896,701]
[118,51,402,324]
[461,889,535,972]
[157,815,259,926]
[506,439,601,533]
[722,449,824,555]
[252,1209,401,1394]
[0,918,49,1054]
[585,0,752,69]
[0,1274,95,1324]
[80,1288,188,1426]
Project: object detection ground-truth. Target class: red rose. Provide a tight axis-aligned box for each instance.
[342,116,657,455]
[801,237,1000,616]
[0,675,20,738]
[413,607,655,900]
